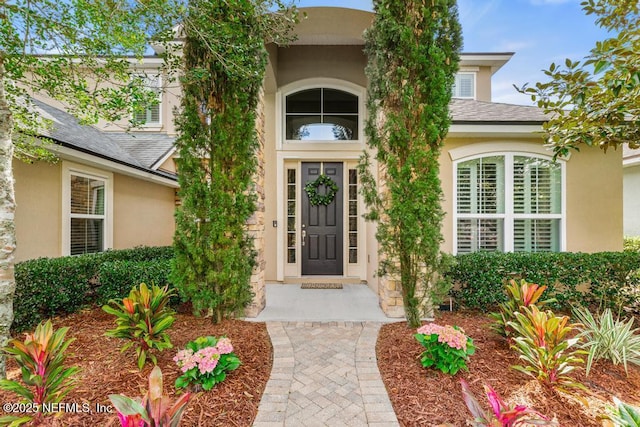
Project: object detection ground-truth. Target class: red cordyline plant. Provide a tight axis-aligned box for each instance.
[103,283,176,370]
[0,320,79,426]
[109,366,192,427]
[489,279,556,338]
[508,305,586,392]
[459,379,557,426]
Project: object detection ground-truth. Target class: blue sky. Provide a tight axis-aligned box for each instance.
[292,0,609,105]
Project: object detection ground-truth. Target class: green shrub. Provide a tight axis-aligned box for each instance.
[446,251,640,312]
[97,260,172,305]
[624,236,640,253]
[13,246,173,332]
[573,307,640,376]
[606,397,640,427]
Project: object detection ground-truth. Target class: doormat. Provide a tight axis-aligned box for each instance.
[300,283,343,289]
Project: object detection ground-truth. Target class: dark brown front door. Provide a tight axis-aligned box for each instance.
[301,162,343,275]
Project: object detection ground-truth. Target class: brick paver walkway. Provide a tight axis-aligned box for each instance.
[253,322,399,427]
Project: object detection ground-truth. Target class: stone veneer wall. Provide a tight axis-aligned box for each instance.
[245,88,266,317]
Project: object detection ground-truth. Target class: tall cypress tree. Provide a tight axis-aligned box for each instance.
[359,0,462,327]
[171,0,297,323]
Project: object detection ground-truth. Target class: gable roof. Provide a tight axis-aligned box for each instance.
[33,100,177,182]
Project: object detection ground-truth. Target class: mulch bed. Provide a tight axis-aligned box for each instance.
[0,307,272,426]
[377,311,640,427]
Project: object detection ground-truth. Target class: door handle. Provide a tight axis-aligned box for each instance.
[301,229,306,246]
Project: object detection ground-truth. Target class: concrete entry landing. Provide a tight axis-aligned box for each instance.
[250,283,392,322]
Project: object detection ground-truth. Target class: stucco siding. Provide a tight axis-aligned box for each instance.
[565,147,622,251]
[14,160,62,262]
[277,45,367,89]
[113,173,175,249]
[263,93,278,281]
[624,165,640,236]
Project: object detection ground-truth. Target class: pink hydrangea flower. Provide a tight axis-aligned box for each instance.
[216,337,234,354]
[417,323,468,351]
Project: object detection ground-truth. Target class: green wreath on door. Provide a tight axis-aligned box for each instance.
[304,174,339,206]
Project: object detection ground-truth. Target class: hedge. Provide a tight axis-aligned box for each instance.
[624,236,640,252]
[445,251,640,312]
[13,246,173,332]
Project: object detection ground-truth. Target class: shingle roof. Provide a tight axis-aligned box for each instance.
[450,98,551,123]
[108,133,175,169]
[33,100,176,179]
[34,100,143,167]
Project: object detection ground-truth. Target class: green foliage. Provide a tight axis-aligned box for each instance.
[171,1,298,323]
[489,280,556,338]
[508,306,585,392]
[174,336,240,391]
[516,1,640,157]
[12,246,173,332]
[446,251,640,312]
[573,307,640,376]
[624,237,640,253]
[98,260,173,303]
[459,379,556,427]
[0,320,79,426]
[103,283,175,370]
[414,323,475,375]
[358,0,462,328]
[605,397,640,427]
[109,366,192,427]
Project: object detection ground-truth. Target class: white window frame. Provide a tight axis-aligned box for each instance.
[277,78,366,149]
[452,152,566,254]
[62,162,113,256]
[132,73,162,127]
[452,72,476,99]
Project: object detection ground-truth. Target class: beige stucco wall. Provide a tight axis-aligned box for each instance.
[263,92,278,281]
[440,138,623,253]
[112,173,175,249]
[564,146,622,251]
[276,45,367,89]
[14,159,175,262]
[14,160,62,262]
[624,165,640,236]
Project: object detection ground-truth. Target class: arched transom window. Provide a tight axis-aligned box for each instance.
[285,88,358,141]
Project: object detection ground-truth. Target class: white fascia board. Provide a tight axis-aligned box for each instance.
[51,145,179,188]
[448,123,543,137]
[624,156,640,167]
[150,146,177,170]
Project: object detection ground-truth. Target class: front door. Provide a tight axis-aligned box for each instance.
[301,162,343,275]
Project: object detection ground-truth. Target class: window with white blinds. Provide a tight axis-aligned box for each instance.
[453,73,475,99]
[69,174,106,255]
[133,74,161,125]
[455,154,562,254]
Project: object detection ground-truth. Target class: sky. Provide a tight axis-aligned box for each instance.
[292,0,610,105]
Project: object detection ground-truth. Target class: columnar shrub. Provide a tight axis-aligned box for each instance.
[358,0,462,327]
[170,1,297,323]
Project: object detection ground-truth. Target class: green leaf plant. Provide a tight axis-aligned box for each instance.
[0,320,79,426]
[459,379,557,427]
[103,283,175,370]
[604,397,640,427]
[109,366,192,427]
[573,307,640,376]
[508,305,586,392]
[489,279,556,339]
